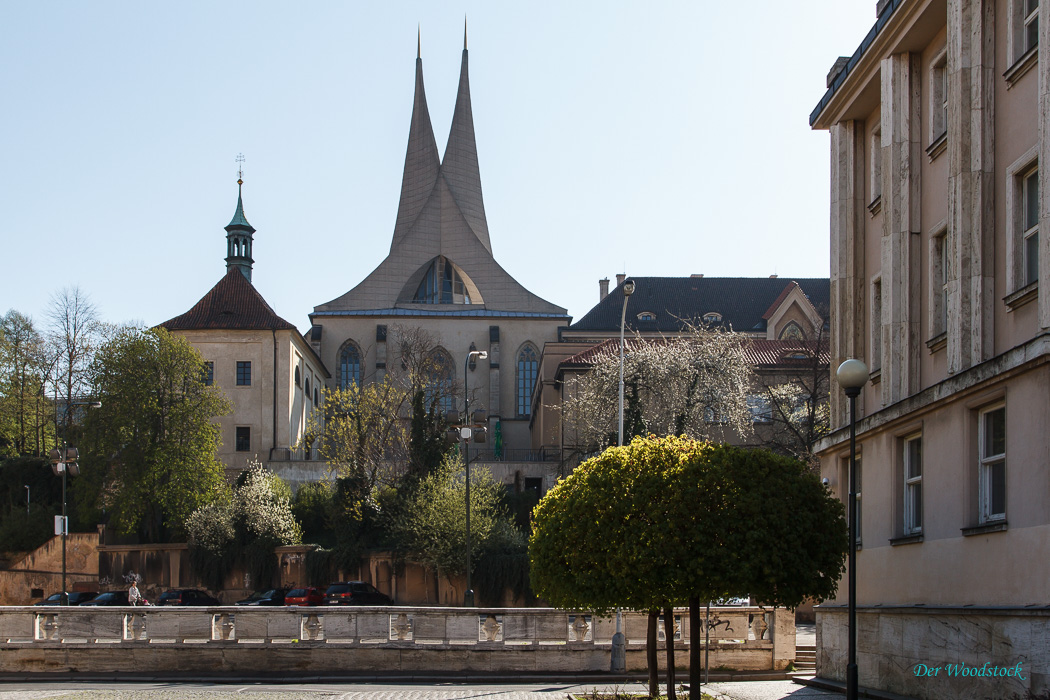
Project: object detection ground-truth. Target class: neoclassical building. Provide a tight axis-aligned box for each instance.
[812,0,1050,697]
[307,36,569,457]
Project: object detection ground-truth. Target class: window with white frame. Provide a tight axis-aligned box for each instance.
[870,128,882,205]
[871,278,882,371]
[1024,0,1040,54]
[930,230,948,337]
[930,52,948,143]
[903,434,923,535]
[979,405,1006,522]
[1023,168,1039,287]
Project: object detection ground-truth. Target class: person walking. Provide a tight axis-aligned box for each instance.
[129,581,141,606]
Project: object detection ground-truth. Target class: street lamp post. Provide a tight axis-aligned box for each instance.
[462,349,488,607]
[611,278,635,674]
[836,359,868,700]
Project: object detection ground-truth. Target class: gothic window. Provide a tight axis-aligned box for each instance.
[426,348,455,414]
[295,366,301,387]
[412,256,473,304]
[778,321,806,341]
[338,342,362,390]
[516,344,539,418]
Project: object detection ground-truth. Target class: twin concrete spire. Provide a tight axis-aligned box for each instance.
[391,26,490,255]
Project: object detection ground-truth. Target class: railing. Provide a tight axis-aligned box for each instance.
[469,448,563,463]
[0,606,794,675]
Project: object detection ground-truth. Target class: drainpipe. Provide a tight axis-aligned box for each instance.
[272,329,278,459]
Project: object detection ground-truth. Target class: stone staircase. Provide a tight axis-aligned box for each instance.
[794,644,817,673]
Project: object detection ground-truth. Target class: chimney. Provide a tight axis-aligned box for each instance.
[599,278,610,301]
[770,274,778,279]
[690,273,704,278]
[615,273,626,287]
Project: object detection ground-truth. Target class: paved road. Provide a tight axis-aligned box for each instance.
[0,680,840,700]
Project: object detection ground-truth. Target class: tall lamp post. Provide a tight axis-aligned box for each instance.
[611,277,635,673]
[462,348,488,607]
[48,398,100,606]
[836,359,868,700]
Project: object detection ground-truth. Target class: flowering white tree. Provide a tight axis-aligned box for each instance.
[559,324,755,458]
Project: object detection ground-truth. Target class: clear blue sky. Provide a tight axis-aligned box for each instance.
[1,2,875,332]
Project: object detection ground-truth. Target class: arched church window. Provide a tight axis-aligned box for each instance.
[516,344,538,418]
[305,377,311,397]
[426,348,455,414]
[295,366,301,387]
[313,386,319,407]
[412,256,472,304]
[338,342,362,390]
[779,321,806,341]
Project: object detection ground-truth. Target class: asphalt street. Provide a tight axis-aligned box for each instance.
[0,680,840,700]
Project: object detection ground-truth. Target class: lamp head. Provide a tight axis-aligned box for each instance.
[623,279,636,297]
[476,351,488,360]
[836,359,869,396]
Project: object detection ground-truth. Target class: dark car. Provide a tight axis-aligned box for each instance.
[80,591,130,606]
[323,581,393,606]
[35,591,98,606]
[155,589,221,606]
[284,587,324,606]
[235,588,288,606]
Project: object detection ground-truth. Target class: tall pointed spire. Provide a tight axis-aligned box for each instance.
[440,32,491,252]
[225,158,255,282]
[391,32,441,252]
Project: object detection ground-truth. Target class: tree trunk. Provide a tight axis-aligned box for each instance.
[664,606,677,700]
[689,596,701,700]
[647,610,659,697]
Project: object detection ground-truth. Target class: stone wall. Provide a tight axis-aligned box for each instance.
[0,606,793,675]
[817,605,1049,699]
[0,533,99,605]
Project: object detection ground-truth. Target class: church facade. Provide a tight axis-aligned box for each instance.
[307,37,569,456]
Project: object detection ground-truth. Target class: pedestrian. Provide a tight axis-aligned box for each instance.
[129,580,141,606]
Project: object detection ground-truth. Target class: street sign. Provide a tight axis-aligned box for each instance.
[54,515,67,536]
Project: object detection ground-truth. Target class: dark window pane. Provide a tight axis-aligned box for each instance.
[236,427,250,452]
[991,460,1006,515]
[203,362,213,386]
[339,345,361,389]
[1026,232,1039,286]
[985,408,1006,457]
[908,438,922,478]
[237,361,251,386]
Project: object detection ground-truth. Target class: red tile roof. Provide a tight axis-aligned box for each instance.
[160,269,298,332]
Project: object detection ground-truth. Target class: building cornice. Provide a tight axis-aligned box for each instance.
[815,332,1050,454]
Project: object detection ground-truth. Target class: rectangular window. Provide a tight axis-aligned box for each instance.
[1023,169,1039,286]
[1025,0,1040,54]
[203,361,214,387]
[235,426,251,452]
[979,406,1006,522]
[236,361,252,386]
[871,278,882,371]
[903,435,923,535]
[930,52,948,142]
[747,394,772,423]
[931,232,948,337]
[870,128,882,204]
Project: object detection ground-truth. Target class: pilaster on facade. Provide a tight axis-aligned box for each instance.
[1039,4,1050,329]
[947,0,996,374]
[880,52,923,404]
[829,120,867,430]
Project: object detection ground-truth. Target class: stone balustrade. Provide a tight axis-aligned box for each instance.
[0,605,794,675]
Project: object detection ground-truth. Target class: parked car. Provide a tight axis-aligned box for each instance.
[284,586,324,606]
[35,591,98,606]
[155,589,221,606]
[235,588,288,606]
[323,581,393,606]
[80,591,130,606]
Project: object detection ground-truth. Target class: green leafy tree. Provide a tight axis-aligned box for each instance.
[78,327,231,542]
[393,454,507,592]
[530,436,847,699]
[0,311,55,458]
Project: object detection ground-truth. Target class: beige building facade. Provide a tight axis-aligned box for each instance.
[812,0,1050,697]
[161,186,329,482]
